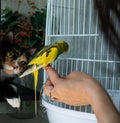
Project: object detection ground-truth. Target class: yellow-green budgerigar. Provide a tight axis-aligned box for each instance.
[20,40,69,78]
[19,40,68,116]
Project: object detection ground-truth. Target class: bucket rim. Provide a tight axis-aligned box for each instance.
[42,99,97,120]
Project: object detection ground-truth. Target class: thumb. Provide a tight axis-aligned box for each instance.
[45,66,60,84]
[43,79,54,97]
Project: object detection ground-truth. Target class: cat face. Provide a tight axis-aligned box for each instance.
[0,32,36,76]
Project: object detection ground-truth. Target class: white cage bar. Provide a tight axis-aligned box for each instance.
[43,0,120,113]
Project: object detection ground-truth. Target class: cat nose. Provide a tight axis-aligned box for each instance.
[12,63,19,69]
[13,66,18,69]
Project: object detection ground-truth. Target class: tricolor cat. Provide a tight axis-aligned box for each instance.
[0,31,36,108]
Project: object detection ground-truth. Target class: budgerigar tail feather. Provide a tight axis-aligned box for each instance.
[19,65,42,78]
[33,70,39,116]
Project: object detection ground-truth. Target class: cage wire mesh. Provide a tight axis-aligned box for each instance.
[42,0,120,113]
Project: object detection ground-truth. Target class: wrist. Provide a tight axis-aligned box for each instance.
[90,83,120,123]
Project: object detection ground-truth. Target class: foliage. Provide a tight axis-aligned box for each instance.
[0,7,46,49]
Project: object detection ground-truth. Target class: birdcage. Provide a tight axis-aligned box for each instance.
[42,0,120,123]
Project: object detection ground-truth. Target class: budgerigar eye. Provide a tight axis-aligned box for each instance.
[7,52,14,58]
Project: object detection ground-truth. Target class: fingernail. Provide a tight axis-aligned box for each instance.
[50,96,57,101]
[45,66,51,70]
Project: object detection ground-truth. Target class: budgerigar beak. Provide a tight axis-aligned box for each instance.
[19,65,42,78]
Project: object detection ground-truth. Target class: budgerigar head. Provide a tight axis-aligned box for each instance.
[55,40,69,53]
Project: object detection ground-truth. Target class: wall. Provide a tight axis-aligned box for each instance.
[1,0,47,15]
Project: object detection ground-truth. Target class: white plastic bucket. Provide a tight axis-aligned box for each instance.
[42,100,97,123]
[42,90,120,123]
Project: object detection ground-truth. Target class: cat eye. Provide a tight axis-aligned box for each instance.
[7,52,14,58]
[19,61,27,65]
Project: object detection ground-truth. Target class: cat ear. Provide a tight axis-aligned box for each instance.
[24,48,37,60]
[28,48,37,55]
[2,31,14,43]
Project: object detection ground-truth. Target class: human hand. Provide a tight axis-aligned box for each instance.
[43,66,120,123]
[43,66,102,106]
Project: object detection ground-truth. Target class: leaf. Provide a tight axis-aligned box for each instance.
[28,39,38,47]
[0,11,20,29]
[30,11,46,29]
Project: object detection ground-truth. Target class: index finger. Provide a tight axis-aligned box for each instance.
[45,66,60,84]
